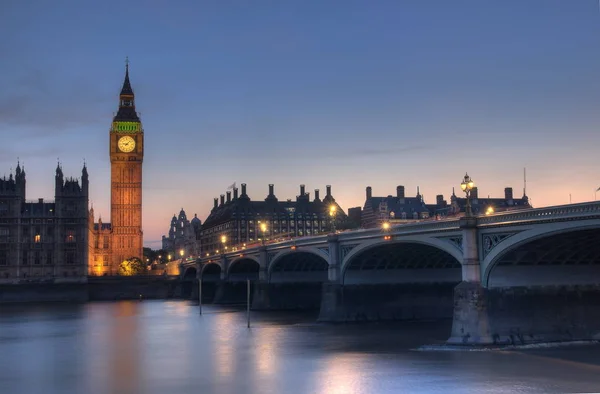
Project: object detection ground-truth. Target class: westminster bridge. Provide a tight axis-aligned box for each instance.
[181,202,600,345]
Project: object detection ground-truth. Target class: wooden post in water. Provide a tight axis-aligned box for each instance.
[199,275,202,315]
[247,279,251,328]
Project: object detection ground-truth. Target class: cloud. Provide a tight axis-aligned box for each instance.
[347,145,429,157]
[0,145,62,163]
[0,67,111,134]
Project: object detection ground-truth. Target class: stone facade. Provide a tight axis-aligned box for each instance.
[89,63,144,275]
[0,162,88,283]
[161,208,201,258]
[200,184,346,256]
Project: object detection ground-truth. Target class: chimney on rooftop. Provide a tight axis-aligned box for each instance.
[366,186,372,200]
[397,185,405,199]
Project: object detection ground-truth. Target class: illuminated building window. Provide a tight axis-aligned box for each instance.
[34,234,41,243]
[66,230,75,243]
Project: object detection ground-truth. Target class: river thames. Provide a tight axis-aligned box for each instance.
[1,301,600,394]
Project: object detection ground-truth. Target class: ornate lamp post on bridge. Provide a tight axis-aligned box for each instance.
[329,205,337,233]
[259,222,268,246]
[220,235,227,254]
[382,221,391,240]
[460,173,475,217]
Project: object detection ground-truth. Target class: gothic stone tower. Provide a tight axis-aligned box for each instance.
[109,62,144,268]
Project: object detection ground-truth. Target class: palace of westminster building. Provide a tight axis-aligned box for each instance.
[0,63,144,282]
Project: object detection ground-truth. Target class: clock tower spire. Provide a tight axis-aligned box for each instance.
[108,59,144,272]
[114,59,140,123]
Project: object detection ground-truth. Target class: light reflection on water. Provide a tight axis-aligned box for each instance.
[2,301,600,394]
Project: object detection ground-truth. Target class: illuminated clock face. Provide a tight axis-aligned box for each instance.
[118,136,136,153]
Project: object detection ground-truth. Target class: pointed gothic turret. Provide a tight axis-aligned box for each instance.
[114,59,140,122]
[55,163,63,192]
[81,163,89,196]
[120,61,134,96]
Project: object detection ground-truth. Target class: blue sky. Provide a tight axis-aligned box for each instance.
[1,0,600,247]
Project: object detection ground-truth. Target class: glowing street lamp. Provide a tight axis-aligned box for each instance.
[259,222,267,245]
[460,173,475,217]
[220,235,227,254]
[382,221,391,240]
[329,205,337,233]
[485,206,494,215]
[179,249,185,258]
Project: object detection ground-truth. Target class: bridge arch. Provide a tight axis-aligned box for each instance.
[201,262,222,278]
[483,220,600,288]
[268,248,329,283]
[183,266,197,280]
[228,257,260,282]
[181,267,197,299]
[341,238,462,285]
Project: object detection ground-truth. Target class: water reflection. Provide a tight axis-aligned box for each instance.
[314,354,370,394]
[3,302,600,394]
[110,302,141,394]
[211,311,237,379]
[253,325,279,377]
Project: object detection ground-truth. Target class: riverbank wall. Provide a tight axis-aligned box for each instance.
[0,276,181,303]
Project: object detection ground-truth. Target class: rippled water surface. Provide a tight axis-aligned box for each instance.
[2,301,600,394]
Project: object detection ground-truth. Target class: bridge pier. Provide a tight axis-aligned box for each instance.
[449,284,600,345]
[447,282,494,344]
[190,280,199,301]
[448,217,494,344]
[213,281,249,304]
[251,281,271,309]
[448,218,494,344]
[318,283,345,321]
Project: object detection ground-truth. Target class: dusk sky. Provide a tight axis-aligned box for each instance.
[1,1,600,247]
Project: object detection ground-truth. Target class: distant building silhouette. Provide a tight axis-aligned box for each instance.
[0,162,88,282]
[347,207,362,228]
[447,186,531,216]
[360,185,531,228]
[200,184,346,255]
[161,208,201,257]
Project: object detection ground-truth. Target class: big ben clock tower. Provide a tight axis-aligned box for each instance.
[109,61,144,268]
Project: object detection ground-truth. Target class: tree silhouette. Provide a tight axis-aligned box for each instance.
[118,257,147,276]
